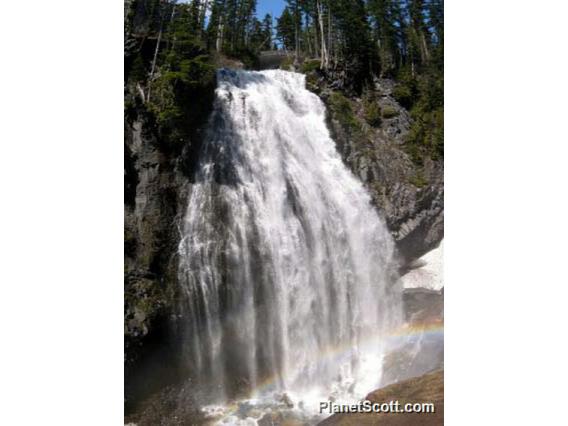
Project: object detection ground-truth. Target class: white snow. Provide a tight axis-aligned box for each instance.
[401,240,444,291]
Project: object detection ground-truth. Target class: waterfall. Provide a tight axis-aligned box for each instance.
[178,69,402,408]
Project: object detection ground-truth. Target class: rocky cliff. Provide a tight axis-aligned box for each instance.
[308,73,444,265]
[124,88,214,409]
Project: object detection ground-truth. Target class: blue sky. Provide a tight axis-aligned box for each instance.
[256,0,286,20]
[179,0,287,20]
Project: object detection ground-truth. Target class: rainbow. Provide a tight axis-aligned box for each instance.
[387,319,444,340]
[203,319,444,422]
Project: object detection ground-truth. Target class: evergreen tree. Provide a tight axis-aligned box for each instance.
[428,0,444,69]
[276,7,296,51]
[249,18,265,49]
[206,0,225,51]
[407,0,431,72]
[260,14,273,50]
[333,0,373,91]
[368,0,400,77]
[125,0,444,157]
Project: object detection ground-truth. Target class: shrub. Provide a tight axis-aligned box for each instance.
[305,72,320,94]
[405,106,444,165]
[279,56,294,70]
[381,105,399,119]
[363,99,381,127]
[301,59,321,73]
[329,92,360,132]
[128,54,147,83]
[393,84,414,109]
[409,171,428,188]
[229,48,259,69]
[147,52,216,151]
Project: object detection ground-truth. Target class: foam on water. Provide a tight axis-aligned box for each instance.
[177,69,404,423]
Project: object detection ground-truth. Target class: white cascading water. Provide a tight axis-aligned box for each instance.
[178,69,402,422]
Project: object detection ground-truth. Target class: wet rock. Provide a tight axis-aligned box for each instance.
[381,287,444,387]
[258,411,309,426]
[403,288,444,324]
[124,382,206,426]
[124,94,210,412]
[319,370,444,426]
[279,392,295,409]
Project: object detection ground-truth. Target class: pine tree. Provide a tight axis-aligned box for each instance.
[407,0,431,73]
[368,0,400,77]
[332,0,373,91]
[276,7,296,51]
[285,0,302,56]
[206,0,226,51]
[428,0,444,69]
[261,14,273,50]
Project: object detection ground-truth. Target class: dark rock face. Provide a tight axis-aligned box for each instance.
[316,75,444,266]
[124,381,206,426]
[124,106,209,412]
[125,115,181,348]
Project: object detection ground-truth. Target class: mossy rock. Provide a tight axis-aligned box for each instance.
[279,56,294,71]
[305,72,320,94]
[328,92,360,132]
[409,171,428,188]
[300,59,321,73]
[381,105,399,119]
[363,100,381,127]
[392,84,414,109]
[124,277,168,339]
[147,54,216,152]
[405,106,444,165]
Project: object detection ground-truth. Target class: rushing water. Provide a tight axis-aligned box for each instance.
[178,69,403,422]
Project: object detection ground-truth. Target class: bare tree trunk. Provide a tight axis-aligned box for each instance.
[377,39,383,77]
[308,16,315,58]
[216,21,224,52]
[147,8,165,103]
[313,11,320,58]
[166,3,177,52]
[328,4,333,67]
[136,82,146,103]
[411,54,416,77]
[317,0,328,69]
[420,32,430,62]
[295,24,299,59]
[305,16,311,57]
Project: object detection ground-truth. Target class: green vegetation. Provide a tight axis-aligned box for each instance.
[125,0,274,149]
[328,92,360,133]
[407,106,444,163]
[395,65,444,164]
[129,54,147,83]
[301,59,321,74]
[363,95,382,127]
[279,56,294,70]
[273,0,444,162]
[392,68,421,109]
[124,0,443,163]
[381,105,399,119]
[409,171,428,188]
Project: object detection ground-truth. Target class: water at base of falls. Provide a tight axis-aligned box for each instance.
[177,69,403,424]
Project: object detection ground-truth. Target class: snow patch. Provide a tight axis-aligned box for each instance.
[401,240,444,291]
